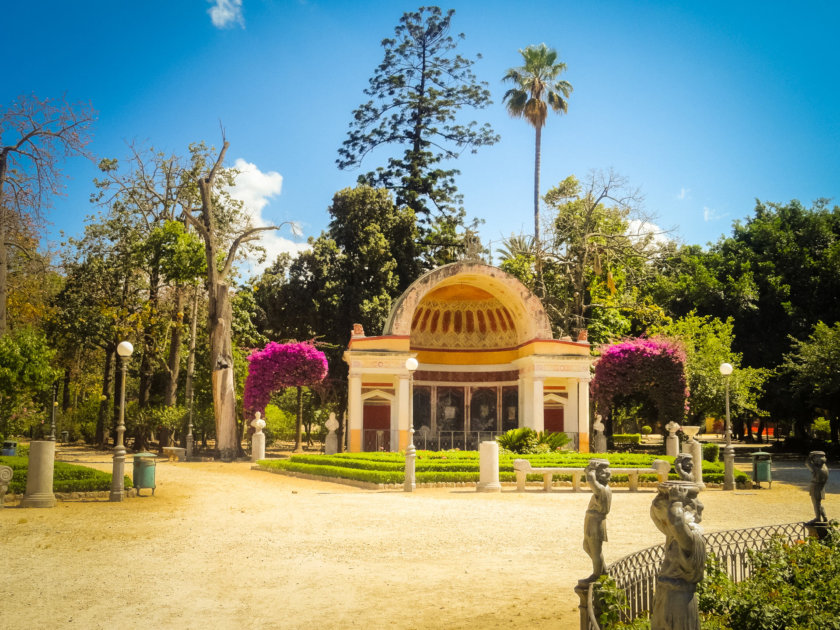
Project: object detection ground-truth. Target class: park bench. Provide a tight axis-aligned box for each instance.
[162,446,187,462]
[513,459,671,492]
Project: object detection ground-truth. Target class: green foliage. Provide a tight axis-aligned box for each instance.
[612,434,642,445]
[262,403,295,445]
[703,442,720,462]
[698,532,840,630]
[0,327,59,440]
[812,417,831,440]
[496,427,570,454]
[0,455,132,493]
[338,6,497,224]
[640,425,652,435]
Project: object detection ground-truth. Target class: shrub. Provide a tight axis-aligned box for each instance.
[813,417,831,440]
[612,434,642,445]
[497,428,570,454]
[0,455,132,493]
[640,425,652,435]
[702,442,720,462]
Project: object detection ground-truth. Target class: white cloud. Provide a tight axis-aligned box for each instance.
[228,158,308,275]
[677,187,689,200]
[703,206,725,222]
[208,0,244,29]
[627,219,670,246]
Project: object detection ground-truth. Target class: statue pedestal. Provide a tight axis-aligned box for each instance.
[476,441,501,492]
[21,441,56,508]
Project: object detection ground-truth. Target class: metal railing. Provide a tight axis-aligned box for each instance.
[585,521,810,629]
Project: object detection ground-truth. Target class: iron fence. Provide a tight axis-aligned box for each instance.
[585,521,810,629]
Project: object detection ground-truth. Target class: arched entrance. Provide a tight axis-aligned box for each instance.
[344,262,593,452]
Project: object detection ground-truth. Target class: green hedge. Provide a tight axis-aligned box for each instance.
[255,451,749,486]
[612,434,642,445]
[0,455,132,494]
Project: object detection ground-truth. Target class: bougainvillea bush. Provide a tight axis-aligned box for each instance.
[243,341,328,451]
[244,342,328,415]
[591,337,689,431]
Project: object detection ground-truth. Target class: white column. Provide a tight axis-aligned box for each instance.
[348,373,363,452]
[566,380,579,435]
[532,377,545,432]
[577,377,591,452]
[396,375,410,451]
[521,375,534,429]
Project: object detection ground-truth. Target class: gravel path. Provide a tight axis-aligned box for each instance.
[1,447,836,630]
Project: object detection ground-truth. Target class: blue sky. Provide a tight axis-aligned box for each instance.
[5,0,839,274]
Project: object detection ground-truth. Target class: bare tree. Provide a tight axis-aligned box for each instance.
[0,94,95,335]
[184,138,296,460]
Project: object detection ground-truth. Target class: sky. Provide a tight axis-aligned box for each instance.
[4,0,839,275]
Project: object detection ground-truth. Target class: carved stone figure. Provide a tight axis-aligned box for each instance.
[592,415,607,453]
[806,450,829,523]
[650,482,706,630]
[665,421,680,458]
[583,459,612,580]
[674,453,694,482]
[324,413,340,455]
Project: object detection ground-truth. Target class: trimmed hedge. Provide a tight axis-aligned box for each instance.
[0,455,132,494]
[256,451,750,486]
[612,434,642,445]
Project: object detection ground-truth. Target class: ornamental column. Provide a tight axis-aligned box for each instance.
[577,377,591,453]
[397,374,410,451]
[348,373,363,452]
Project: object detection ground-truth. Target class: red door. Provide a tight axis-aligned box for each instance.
[363,403,391,451]
[544,407,565,433]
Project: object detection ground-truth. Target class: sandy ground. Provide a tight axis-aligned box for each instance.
[1,447,837,630]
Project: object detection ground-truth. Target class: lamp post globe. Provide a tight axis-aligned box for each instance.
[110,340,133,502]
[719,362,735,491]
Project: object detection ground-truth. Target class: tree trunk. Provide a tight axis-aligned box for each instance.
[0,216,7,337]
[183,283,199,447]
[533,125,542,247]
[164,284,184,407]
[294,385,304,452]
[209,281,238,460]
[137,265,160,409]
[95,347,114,448]
[62,366,71,412]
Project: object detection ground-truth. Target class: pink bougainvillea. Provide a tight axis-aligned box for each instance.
[243,341,328,416]
[591,336,689,428]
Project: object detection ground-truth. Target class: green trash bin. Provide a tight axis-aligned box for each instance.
[133,453,157,496]
[751,451,772,488]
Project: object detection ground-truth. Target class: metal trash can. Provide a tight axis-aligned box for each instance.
[60,431,69,443]
[133,453,157,496]
[1,441,18,456]
[751,451,772,488]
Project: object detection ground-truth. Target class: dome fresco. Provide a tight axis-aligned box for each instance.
[410,285,519,350]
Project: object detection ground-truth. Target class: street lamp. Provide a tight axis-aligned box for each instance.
[719,362,735,491]
[110,341,133,502]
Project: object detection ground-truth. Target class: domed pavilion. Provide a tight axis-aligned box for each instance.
[343,262,593,453]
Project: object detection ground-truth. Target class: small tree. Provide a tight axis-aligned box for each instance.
[243,341,328,452]
[591,337,688,434]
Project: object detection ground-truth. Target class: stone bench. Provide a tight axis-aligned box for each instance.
[513,459,671,492]
[162,446,186,462]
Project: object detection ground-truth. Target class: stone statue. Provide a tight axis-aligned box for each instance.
[324,413,339,455]
[583,459,612,580]
[674,453,694,482]
[650,482,706,630]
[665,421,681,458]
[806,450,829,523]
[592,415,607,454]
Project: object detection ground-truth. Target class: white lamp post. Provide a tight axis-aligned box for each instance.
[110,341,133,502]
[719,362,735,491]
[404,357,418,492]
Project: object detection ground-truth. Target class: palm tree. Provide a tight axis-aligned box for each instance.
[503,44,572,247]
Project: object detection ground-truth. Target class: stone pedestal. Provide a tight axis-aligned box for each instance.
[324,413,339,455]
[681,426,704,489]
[477,440,501,492]
[665,421,680,458]
[0,465,12,507]
[591,415,607,453]
[251,412,266,462]
[404,429,416,492]
[575,579,597,630]
[21,440,56,508]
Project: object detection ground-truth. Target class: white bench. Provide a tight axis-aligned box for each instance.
[162,446,187,462]
[513,459,671,492]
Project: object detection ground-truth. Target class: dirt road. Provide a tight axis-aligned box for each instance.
[1,447,835,629]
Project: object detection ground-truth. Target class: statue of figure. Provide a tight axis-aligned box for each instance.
[592,415,607,454]
[650,482,706,630]
[806,450,829,523]
[674,453,694,482]
[583,459,612,580]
